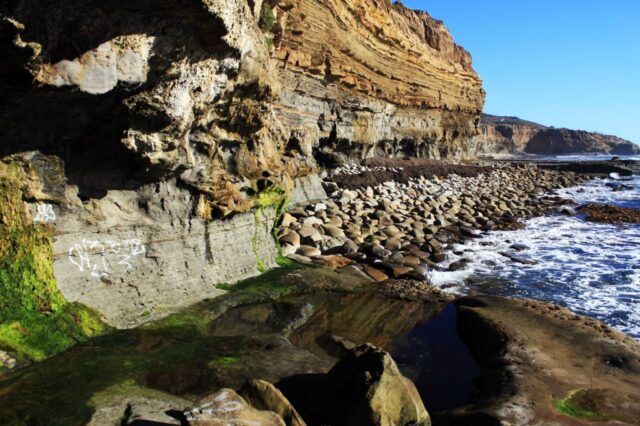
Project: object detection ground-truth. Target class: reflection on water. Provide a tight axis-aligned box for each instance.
[391,304,481,412]
[288,292,439,356]
[287,293,480,412]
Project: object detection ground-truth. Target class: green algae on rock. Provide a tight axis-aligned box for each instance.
[0,266,361,425]
[555,389,640,424]
[0,159,109,362]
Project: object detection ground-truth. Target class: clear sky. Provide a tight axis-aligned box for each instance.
[402,0,640,143]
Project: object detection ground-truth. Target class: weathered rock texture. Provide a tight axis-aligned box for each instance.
[271,0,485,162]
[473,114,639,155]
[0,0,314,217]
[447,296,640,424]
[12,153,279,329]
[0,0,483,331]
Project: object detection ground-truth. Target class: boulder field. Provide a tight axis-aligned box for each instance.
[277,159,590,281]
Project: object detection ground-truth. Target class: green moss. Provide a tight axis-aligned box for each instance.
[256,186,287,210]
[214,266,299,298]
[214,355,241,365]
[88,380,188,409]
[0,265,307,425]
[252,186,289,273]
[264,36,274,50]
[555,396,600,420]
[0,159,109,361]
[259,4,276,32]
[554,389,638,423]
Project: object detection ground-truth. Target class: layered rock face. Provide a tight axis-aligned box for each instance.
[472,114,639,155]
[0,0,483,333]
[1,0,294,330]
[271,0,485,162]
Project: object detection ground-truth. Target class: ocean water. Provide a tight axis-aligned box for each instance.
[431,160,640,338]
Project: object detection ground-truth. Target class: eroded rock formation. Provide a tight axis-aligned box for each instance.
[0,0,483,352]
[473,114,639,155]
[1,0,483,215]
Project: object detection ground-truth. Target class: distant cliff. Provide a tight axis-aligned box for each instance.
[472,114,639,156]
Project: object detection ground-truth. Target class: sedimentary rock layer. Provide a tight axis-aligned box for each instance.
[271,0,485,162]
[473,115,639,155]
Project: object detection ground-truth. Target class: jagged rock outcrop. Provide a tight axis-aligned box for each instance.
[472,114,639,155]
[0,0,313,217]
[280,344,431,426]
[0,0,483,350]
[270,0,484,162]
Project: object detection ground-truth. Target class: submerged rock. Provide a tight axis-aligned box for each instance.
[578,203,640,224]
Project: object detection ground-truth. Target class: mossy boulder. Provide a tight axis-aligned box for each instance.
[0,158,109,362]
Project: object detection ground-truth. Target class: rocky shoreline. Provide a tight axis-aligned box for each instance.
[2,267,638,425]
[278,159,591,282]
[2,159,640,425]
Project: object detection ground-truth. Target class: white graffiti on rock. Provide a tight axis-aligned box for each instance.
[68,238,147,278]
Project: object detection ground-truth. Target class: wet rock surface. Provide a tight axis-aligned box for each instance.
[445,296,640,425]
[1,264,639,425]
[577,203,640,224]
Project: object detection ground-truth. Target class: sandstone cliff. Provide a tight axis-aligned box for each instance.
[472,114,639,156]
[270,0,485,162]
[0,0,483,359]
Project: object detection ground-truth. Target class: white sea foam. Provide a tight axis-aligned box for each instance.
[431,175,640,338]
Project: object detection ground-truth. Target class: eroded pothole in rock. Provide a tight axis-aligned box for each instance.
[390,304,482,413]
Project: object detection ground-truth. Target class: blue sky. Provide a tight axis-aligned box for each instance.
[402,0,640,143]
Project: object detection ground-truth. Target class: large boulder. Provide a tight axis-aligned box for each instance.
[239,379,306,426]
[285,344,430,426]
[326,344,431,426]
